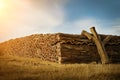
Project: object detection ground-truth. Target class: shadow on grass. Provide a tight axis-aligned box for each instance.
[14,73,120,80]
[16,76,81,80]
[89,73,120,80]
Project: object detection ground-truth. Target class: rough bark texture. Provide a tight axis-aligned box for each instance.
[0,34,60,63]
[0,33,120,63]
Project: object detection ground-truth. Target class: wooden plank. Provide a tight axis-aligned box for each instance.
[90,27,109,64]
[103,35,112,45]
[81,30,93,40]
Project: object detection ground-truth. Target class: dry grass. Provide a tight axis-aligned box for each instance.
[0,55,120,80]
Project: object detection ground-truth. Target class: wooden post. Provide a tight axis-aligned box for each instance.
[82,27,109,64]
[90,27,109,64]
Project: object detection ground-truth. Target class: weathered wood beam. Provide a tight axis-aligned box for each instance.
[103,35,112,45]
[81,30,93,40]
[82,27,109,64]
[90,27,109,64]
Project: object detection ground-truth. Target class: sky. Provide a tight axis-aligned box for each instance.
[0,0,120,42]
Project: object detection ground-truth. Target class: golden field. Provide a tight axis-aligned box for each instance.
[0,55,120,80]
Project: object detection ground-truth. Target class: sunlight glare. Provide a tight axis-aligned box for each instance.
[0,0,6,10]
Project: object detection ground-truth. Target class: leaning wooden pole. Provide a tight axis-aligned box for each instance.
[90,27,109,64]
[82,27,109,64]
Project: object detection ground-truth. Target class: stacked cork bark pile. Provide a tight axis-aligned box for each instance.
[0,34,61,62]
[0,33,120,63]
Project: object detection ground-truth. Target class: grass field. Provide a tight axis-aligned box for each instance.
[0,55,120,80]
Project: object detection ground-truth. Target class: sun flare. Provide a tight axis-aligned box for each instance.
[0,0,6,10]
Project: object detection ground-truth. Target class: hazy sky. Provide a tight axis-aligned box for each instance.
[0,0,120,42]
